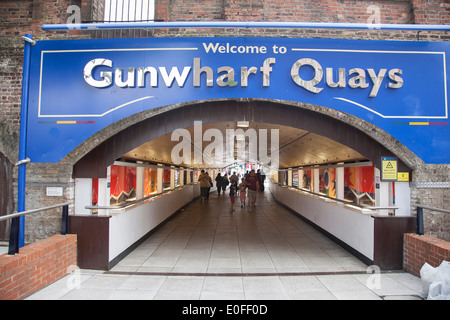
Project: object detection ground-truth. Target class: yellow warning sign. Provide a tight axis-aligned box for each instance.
[381,157,398,181]
[398,172,410,182]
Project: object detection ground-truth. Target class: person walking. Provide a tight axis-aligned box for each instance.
[229,171,239,185]
[229,179,237,212]
[215,173,223,195]
[199,170,212,203]
[205,171,212,201]
[238,177,247,208]
[222,174,229,194]
[257,169,266,192]
[245,169,259,212]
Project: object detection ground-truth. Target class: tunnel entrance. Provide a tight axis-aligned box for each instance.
[69,99,415,270]
[72,99,412,178]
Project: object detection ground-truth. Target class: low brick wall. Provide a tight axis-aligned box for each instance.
[403,233,450,277]
[0,234,77,300]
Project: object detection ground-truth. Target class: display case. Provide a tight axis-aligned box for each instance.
[110,165,137,205]
[92,178,99,206]
[163,168,171,190]
[144,167,157,197]
[319,168,336,198]
[302,169,313,192]
[174,169,180,187]
[344,165,375,206]
[292,170,299,188]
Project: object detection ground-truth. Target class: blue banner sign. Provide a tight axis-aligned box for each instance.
[27,37,449,163]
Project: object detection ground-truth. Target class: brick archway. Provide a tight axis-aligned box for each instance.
[69,99,421,178]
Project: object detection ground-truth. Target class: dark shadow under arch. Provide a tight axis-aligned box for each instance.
[72,100,412,178]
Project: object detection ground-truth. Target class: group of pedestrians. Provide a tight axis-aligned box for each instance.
[199,169,265,213]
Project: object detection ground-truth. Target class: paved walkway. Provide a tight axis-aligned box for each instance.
[24,188,423,300]
[25,269,422,300]
[111,190,369,275]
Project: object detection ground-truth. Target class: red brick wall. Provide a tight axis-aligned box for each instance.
[3,0,440,27]
[156,0,415,24]
[0,234,77,300]
[403,233,450,277]
[410,0,450,25]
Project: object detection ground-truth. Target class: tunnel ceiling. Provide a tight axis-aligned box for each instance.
[120,121,367,169]
[73,100,409,179]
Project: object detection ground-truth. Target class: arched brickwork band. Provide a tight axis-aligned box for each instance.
[71,99,419,178]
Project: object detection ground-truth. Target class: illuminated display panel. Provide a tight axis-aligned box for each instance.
[302,169,313,192]
[163,168,171,190]
[344,166,375,206]
[110,165,137,205]
[144,167,157,197]
[319,168,336,198]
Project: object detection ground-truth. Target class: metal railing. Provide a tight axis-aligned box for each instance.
[42,20,450,32]
[85,183,196,213]
[104,0,155,23]
[416,205,450,236]
[0,203,69,256]
[274,180,399,214]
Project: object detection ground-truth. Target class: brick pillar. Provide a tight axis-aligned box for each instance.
[404,233,450,277]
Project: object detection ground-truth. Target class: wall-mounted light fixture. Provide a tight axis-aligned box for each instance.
[237,121,249,128]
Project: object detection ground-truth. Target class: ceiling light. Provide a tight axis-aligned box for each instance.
[237,121,249,128]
